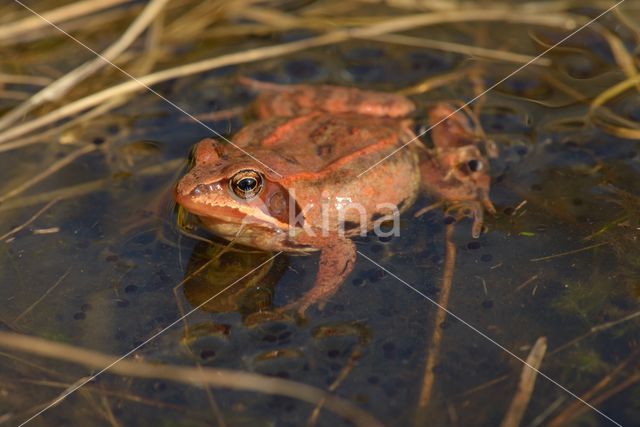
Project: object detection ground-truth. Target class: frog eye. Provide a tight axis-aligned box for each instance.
[467,159,482,172]
[457,158,483,176]
[229,170,263,199]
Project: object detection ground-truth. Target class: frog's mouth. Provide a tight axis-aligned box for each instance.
[175,192,246,223]
[174,188,288,232]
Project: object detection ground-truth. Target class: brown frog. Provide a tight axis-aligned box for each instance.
[175,81,495,314]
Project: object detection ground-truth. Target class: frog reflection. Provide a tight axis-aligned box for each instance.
[182,241,288,325]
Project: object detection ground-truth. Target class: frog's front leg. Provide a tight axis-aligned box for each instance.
[282,237,356,315]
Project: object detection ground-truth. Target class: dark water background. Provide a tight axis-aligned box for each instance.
[1,1,639,426]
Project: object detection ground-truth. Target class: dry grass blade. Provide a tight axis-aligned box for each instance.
[0,90,30,100]
[0,74,53,86]
[0,0,171,132]
[414,223,456,425]
[529,241,609,262]
[613,5,640,42]
[0,331,383,427]
[12,268,71,324]
[9,375,94,423]
[0,9,577,146]
[397,68,471,96]
[15,378,199,415]
[541,73,590,102]
[500,337,547,427]
[591,112,640,139]
[589,74,640,139]
[0,97,129,154]
[0,0,132,43]
[550,309,640,356]
[306,328,367,427]
[547,349,640,427]
[364,34,551,66]
[0,158,183,212]
[588,22,640,88]
[0,144,96,204]
[0,179,109,213]
[0,197,60,241]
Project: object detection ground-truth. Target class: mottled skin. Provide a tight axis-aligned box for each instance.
[175,82,494,314]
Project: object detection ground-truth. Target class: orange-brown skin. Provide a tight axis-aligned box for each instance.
[175,81,494,314]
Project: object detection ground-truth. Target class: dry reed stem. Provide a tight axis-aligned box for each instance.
[0,0,171,132]
[454,374,510,399]
[0,197,59,241]
[0,9,577,146]
[0,175,108,213]
[0,158,183,212]
[550,309,640,356]
[11,375,94,423]
[12,268,71,324]
[613,6,640,42]
[0,0,132,43]
[529,241,609,262]
[0,73,52,85]
[547,349,639,427]
[386,0,626,12]
[398,68,472,96]
[98,396,121,427]
[307,331,367,427]
[163,0,241,41]
[0,144,97,204]
[363,34,552,66]
[590,74,640,139]
[0,97,129,153]
[414,222,456,425]
[15,378,200,415]
[0,90,30,100]
[560,373,640,423]
[588,22,640,92]
[499,337,547,427]
[0,331,383,427]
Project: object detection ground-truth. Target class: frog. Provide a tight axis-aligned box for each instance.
[174,81,495,314]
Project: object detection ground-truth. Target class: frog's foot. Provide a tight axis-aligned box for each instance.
[279,238,356,316]
[446,199,495,238]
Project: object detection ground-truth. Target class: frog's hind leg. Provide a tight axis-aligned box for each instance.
[281,238,356,315]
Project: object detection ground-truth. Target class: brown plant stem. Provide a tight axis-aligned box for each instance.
[415,222,456,425]
[0,331,383,427]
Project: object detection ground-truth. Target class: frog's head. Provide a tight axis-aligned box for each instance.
[175,139,298,239]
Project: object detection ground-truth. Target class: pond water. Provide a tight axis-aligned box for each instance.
[1,1,639,426]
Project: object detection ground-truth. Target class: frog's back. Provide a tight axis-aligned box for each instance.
[233,112,412,174]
